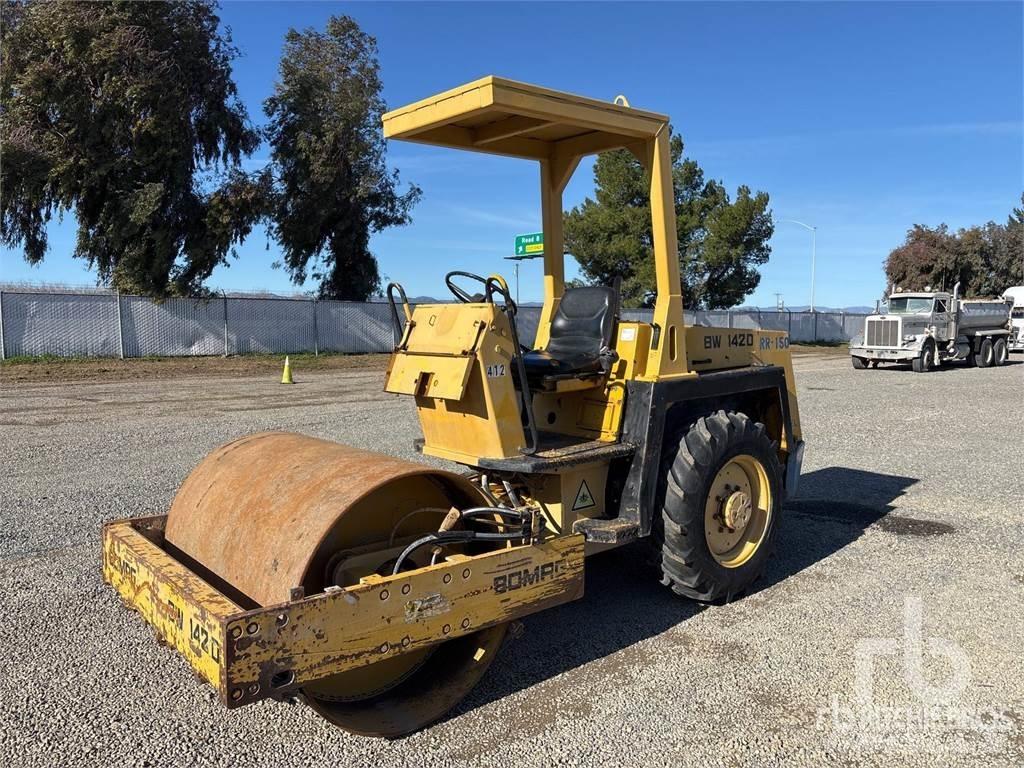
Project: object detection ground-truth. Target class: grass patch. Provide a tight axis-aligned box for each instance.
[1,353,105,365]
[0,351,391,383]
[2,351,367,365]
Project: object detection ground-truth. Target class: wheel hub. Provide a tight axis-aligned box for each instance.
[704,454,773,567]
[721,489,752,531]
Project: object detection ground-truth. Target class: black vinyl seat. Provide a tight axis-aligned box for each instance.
[522,285,618,384]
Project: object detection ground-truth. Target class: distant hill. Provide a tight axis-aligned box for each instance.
[737,304,876,314]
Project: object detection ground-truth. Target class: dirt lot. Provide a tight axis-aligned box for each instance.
[1,348,1022,767]
[0,351,392,383]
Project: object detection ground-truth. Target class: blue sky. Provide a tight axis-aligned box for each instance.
[2,1,1021,308]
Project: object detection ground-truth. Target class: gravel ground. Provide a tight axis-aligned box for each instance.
[1,352,1022,767]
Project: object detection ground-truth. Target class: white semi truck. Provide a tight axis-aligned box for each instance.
[849,283,1012,372]
[1003,285,1024,352]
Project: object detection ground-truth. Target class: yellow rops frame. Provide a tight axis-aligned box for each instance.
[382,76,690,382]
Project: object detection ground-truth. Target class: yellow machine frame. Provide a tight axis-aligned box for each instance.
[104,515,584,709]
[382,76,800,473]
[103,77,805,733]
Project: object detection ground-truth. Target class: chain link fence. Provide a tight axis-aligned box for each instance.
[0,289,868,360]
[622,307,868,343]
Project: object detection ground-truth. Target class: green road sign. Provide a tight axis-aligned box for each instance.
[514,232,544,257]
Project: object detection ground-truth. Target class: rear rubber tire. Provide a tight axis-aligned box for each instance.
[911,340,934,373]
[993,338,1008,366]
[652,410,782,602]
[851,356,867,369]
[976,338,994,368]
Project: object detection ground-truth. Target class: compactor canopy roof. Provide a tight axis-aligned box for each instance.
[383,76,689,379]
[382,76,668,160]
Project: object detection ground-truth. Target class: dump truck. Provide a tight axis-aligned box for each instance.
[849,284,1012,371]
[102,77,804,737]
[1003,285,1024,352]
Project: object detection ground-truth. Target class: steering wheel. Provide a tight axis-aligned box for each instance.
[445,271,489,303]
[444,271,519,322]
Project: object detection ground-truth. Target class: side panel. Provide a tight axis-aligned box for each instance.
[391,303,526,463]
[102,517,236,696]
[684,326,801,440]
[519,465,610,543]
[105,516,585,711]
[223,535,585,707]
[528,321,651,443]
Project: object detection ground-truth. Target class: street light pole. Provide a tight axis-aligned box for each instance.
[811,226,816,312]
[504,253,542,304]
[779,219,817,311]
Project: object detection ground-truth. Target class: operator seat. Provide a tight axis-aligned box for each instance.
[522,284,619,386]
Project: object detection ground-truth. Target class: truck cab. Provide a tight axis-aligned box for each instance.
[888,291,954,341]
[852,290,950,364]
[1003,286,1024,352]
[850,285,1011,372]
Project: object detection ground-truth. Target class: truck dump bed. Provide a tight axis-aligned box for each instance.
[957,299,1010,331]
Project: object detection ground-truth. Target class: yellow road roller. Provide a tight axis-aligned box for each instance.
[103,77,804,737]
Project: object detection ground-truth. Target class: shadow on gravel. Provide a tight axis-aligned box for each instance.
[759,467,918,591]
[453,467,917,726]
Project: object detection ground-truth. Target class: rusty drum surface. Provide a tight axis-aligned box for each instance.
[165,431,486,605]
[164,431,507,736]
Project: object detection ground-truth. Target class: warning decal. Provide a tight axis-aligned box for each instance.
[572,480,596,511]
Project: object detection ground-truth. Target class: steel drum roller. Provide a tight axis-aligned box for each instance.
[164,432,507,736]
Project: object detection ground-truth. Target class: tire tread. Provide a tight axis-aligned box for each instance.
[652,410,782,603]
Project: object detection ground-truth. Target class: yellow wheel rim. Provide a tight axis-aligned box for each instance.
[704,454,772,568]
